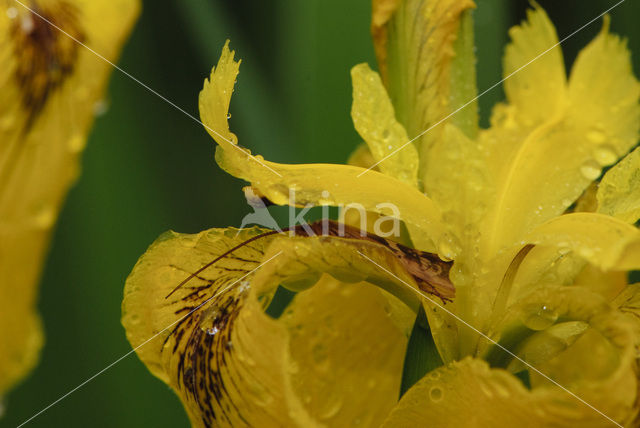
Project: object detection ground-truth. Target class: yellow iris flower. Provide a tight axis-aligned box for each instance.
[0,0,138,401]
[123,1,640,426]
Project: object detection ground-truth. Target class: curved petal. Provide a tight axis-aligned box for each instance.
[598,147,640,224]
[122,227,436,426]
[524,213,640,271]
[350,63,418,187]
[478,10,640,258]
[508,212,640,307]
[198,42,445,251]
[388,287,637,427]
[0,0,139,397]
[383,353,635,428]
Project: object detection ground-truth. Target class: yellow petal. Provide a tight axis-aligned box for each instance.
[478,10,640,258]
[383,353,635,427]
[502,6,566,125]
[613,284,640,349]
[390,286,637,427]
[524,213,640,271]
[123,228,410,427]
[568,17,640,170]
[0,0,139,396]
[350,63,418,187]
[199,42,445,251]
[598,147,640,223]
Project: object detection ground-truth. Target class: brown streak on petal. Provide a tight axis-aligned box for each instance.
[10,0,85,131]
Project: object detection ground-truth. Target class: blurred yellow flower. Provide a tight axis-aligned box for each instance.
[123,0,640,426]
[0,0,139,402]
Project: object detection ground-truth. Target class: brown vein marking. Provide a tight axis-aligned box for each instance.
[9,0,85,131]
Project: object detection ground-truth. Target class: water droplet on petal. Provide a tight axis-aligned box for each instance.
[437,233,461,261]
[586,129,607,144]
[93,99,109,117]
[429,386,443,402]
[593,144,618,166]
[227,113,232,119]
[580,160,601,181]
[6,7,18,19]
[522,304,558,330]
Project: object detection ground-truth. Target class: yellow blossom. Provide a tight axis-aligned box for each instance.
[123,1,640,426]
[0,0,139,400]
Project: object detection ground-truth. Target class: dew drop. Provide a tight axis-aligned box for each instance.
[93,99,109,117]
[20,14,34,33]
[227,113,232,119]
[429,386,443,402]
[592,144,617,166]
[437,233,461,261]
[522,304,558,330]
[6,7,18,19]
[586,129,607,144]
[206,326,219,336]
[579,160,601,181]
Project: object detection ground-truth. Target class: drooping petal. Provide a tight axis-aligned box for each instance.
[0,0,139,397]
[350,63,418,187]
[198,42,445,251]
[477,10,640,259]
[386,288,637,427]
[598,147,640,224]
[123,227,442,426]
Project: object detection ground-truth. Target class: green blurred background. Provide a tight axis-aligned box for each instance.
[2,0,639,426]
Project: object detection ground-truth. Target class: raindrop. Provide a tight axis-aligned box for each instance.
[6,7,17,19]
[579,160,601,181]
[206,326,219,336]
[227,113,232,119]
[437,233,461,261]
[93,99,109,117]
[320,397,343,420]
[586,129,607,145]
[592,144,617,166]
[20,14,34,33]
[522,304,558,330]
[429,386,443,402]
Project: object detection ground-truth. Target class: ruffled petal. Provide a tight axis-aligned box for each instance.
[0,0,139,397]
[478,9,640,258]
[123,227,455,426]
[198,42,445,251]
[386,288,637,427]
